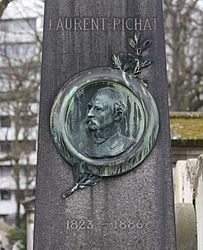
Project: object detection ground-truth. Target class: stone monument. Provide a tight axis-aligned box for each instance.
[34,1,176,249]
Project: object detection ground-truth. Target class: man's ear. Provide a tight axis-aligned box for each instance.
[114,105,123,122]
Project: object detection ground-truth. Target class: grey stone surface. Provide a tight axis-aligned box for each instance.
[175,203,197,250]
[34,0,176,249]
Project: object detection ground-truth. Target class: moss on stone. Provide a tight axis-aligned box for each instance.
[170,112,203,119]
[170,112,203,147]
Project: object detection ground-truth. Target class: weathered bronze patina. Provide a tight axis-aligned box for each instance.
[50,33,159,197]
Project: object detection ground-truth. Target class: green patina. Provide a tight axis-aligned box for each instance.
[170,112,203,147]
[50,67,159,197]
[49,33,159,197]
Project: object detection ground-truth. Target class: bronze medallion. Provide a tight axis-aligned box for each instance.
[50,33,159,197]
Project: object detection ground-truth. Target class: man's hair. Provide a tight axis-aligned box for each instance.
[93,87,127,120]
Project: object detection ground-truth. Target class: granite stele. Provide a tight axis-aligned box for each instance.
[34,1,176,249]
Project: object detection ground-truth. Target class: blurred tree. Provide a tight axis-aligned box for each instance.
[164,0,203,111]
[0,1,43,227]
[0,0,13,17]
[7,216,26,250]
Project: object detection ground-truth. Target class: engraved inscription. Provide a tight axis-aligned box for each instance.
[67,220,94,230]
[114,219,144,229]
[47,17,158,31]
[112,17,157,31]
[66,219,144,230]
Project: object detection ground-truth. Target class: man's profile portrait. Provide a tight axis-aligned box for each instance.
[80,87,134,158]
[51,68,159,176]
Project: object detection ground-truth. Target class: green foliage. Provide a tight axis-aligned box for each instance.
[7,218,26,250]
[112,32,152,76]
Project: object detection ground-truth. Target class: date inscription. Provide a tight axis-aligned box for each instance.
[66,219,144,230]
[67,220,94,230]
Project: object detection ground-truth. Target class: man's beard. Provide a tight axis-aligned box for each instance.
[86,118,119,146]
[86,118,107,145]
[87,118,100,131]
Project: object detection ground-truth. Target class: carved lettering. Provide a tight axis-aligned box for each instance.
[65,18,72,30]
[74,18,82,30]
[83,18,90,30]
[66,219,144,230]
[143,18,152,30]
[113,18,121,30]
[47,17,159,32]
[91,18,99,30]
[121,18,125,31]
[126,18,134,30]
[66,220,94,230]
[151,17,158,30]
[48,18,53,30]
[100,18,108,31]
[134,18,142,30]
[56,18,64,30]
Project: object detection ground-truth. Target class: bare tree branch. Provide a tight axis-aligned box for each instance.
[0,1,43,226]
[164,0,203,111]
[0,0,13,17]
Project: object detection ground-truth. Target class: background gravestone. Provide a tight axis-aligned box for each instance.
[175,203,197,250]
[34,1,176,249]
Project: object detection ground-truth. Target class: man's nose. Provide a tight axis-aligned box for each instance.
[88,108,94,117]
